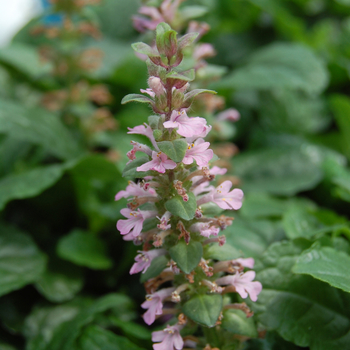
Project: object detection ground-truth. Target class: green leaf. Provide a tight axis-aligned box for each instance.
[76,325,145,350]
[283,204,348,239]
[329,94,350,159]
[205,243,241,261]
[165,192,197,220]
[0,100,82,160]
[0,43,51,79]
[166,69,195,81]
[212,43,328,95]
[222,309,258,338]
[140,255,168,283]
[292,246,350,293]
[57,230,113,270]
[35,261,84,303]
[0,163,67,211]
[122,156,151,178]
[253,241,350,349]
[169,240,203,274]
[184,89,217,102]
[178,33,199,50]
[110,317,151,340]
[131,42,158,57]
[182,294,223,327]
[0,224,46,297]
[46,294,133,350]
[157,139,187,162]
[121,94,153,105]
[233,146,323,196]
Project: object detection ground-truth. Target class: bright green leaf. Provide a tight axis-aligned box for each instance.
[183,294,222,327]
[169,240,202,274]
[121,94,153,105]
[166,69,195,81]
[57,230,112,270]
[222,309,258,338]
[165,193,197,220]
[293,246,350,293]
[157,139,187,162]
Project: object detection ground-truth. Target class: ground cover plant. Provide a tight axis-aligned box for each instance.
[0,0,350,349]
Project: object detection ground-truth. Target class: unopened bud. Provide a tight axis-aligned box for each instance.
[148,76,165,96]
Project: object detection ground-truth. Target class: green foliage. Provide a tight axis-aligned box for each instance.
[0,224,46,297]
[169,240,203,274]
[57,230,113,270]
[157,139,187,162]
[183,294,223,327]
[165,192,197,220]
[222,309,258,338]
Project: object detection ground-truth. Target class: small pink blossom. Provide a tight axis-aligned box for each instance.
[216,271,262,302]
[193,43,216,61]
[210,166,227,176]
[152,324,184,350]
[128,124,158,149]
[130,249,167,275]
[216,108,240,122]
[117,208,157,237]
[182,138,213,167]
[140,88,156,97]
[127,141,153,164]
[141,287,175,325]
[190,222,220,238]
[235,258,255,269]
[148,76,165,96]
[197,181,243,210]
[192,181,214,196]
[137,151,177,174]
[157,211,172,230]
[163,110,208,138]
[115,181,157,201]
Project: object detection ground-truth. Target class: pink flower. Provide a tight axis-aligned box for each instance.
[126,141,153,164]
[197,181,243,210]
[216,108,240,122]
[192,181,214,196]
[141,287,175,325]
[163,110,208,138]
[157,211,172,230]
[182,138,213,167]
[235,258,255,269]
[193,43,216,61]
[128,124,158,149]
[137,151,177,174]
[210,166,227,175]
[117,208,157,237]
[152,324,184,350]
[130,249,167,275]
[148,76,165,96]
[115,181,157,201]
[216,271,262,302]
[190,222,220,238]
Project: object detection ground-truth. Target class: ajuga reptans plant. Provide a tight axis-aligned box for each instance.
[116,23,262,350]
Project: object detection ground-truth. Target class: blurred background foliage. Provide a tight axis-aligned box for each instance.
[1,0,350,349]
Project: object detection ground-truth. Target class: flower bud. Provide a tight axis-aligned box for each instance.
[148,76,165,96]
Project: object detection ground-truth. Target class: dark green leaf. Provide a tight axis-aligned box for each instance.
[0,100,82,160]
[169,240,202,274]
[0,224,46,297]
[110,317,151,340]
[121,94,153,105]
[0,164,67,211]
[222,309,258,338]
[140,255,168,283]
[212,43,328,94]
[292,245,350,293]
[35,261,84,303]
[122,156,151,178]
[57,230,112,270]
[329,94,350,159]
[76,325,145,350]
[165,192,197,220]
[253,241,350,349]
[183,294,222,327]
[205,243,241,261]
[157,139,187,162]
[233,146,323,196]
